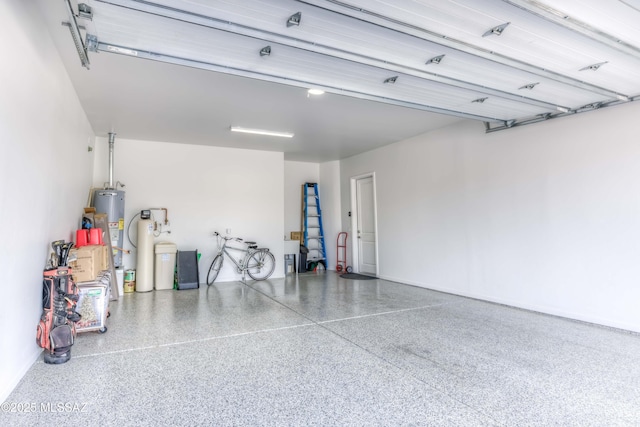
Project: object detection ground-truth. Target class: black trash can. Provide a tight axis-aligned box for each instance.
[299,244,309,273]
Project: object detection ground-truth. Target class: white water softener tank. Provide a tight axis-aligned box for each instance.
[136,219,154,292]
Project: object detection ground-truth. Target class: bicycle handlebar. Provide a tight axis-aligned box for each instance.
[213,231,243,242]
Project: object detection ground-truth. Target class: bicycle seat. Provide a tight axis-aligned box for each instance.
[245,241,258,249]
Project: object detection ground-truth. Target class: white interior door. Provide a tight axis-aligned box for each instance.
[356,175,377,275]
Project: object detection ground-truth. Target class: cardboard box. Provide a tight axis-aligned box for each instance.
[290,231,302,243]
[69,245,108,283]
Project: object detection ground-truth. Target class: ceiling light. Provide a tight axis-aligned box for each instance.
[230,127,294,138]
[556,106,570,113]
[616,94,630,101]
[307,88,325,95]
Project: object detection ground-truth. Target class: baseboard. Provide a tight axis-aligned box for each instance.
[0,348,41,403]
[378,274,640,334]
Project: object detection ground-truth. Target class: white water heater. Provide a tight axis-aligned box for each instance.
[92,189,125,267]
[136,219,154,292]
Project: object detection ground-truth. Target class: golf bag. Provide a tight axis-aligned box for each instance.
[36,241,81,364]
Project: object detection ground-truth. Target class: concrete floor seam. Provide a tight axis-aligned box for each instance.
[317,301,460,325]
[36,322,316,362]
[242,279,505,426]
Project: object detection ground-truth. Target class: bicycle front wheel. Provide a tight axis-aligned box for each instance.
[246,250,275,281]
[207,255,223,285]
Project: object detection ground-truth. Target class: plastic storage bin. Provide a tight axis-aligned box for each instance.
[155,242,177,290]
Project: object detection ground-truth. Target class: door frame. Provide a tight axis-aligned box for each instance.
[350,172,379,275]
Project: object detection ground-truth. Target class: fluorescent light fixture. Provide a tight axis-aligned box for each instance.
[556,106,570,113]
[307,88,325,95]
[230,126,294,138]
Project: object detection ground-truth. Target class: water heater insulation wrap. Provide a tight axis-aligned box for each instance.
[136,219,154,292]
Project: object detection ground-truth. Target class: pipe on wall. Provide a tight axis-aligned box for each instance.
[108,132,116,189]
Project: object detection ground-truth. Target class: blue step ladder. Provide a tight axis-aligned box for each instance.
[302,183,327,270]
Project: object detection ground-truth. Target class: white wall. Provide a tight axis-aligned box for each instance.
[341,103,640,333]
[93,138,284,283]
[319,161,342,269]
[0,1,95,402]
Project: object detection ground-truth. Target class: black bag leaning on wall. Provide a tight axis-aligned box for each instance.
[176,250,199,290]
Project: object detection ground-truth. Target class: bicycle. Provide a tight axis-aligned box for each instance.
[206,231,275,284]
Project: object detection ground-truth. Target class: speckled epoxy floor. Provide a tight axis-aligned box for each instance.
[3,272,640,426]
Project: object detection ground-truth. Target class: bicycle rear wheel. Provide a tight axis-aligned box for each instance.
[246,250,275,280]
[207,255,223,285]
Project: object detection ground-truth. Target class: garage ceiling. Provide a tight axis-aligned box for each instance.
[37,0,640,162]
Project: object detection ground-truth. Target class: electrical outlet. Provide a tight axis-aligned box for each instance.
[226,228,231,235]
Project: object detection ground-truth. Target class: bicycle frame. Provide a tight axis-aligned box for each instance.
[217,238,254,274]
[208,232,275,284]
